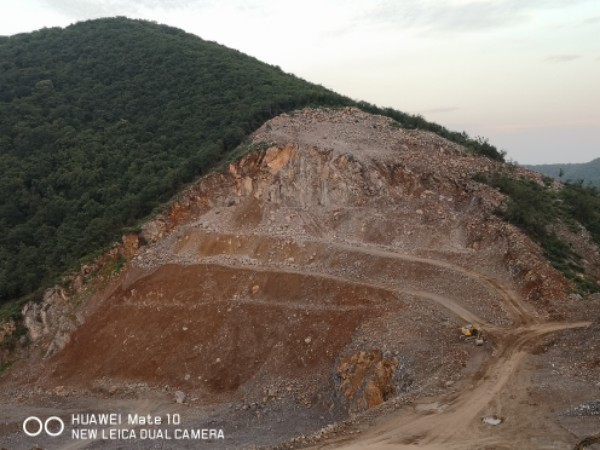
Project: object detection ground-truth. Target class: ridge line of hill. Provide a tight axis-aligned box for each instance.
[527,157,600,188]
[0,17,504,312]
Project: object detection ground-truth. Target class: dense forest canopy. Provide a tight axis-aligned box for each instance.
[0,17,506,311]
[527,158,600,188]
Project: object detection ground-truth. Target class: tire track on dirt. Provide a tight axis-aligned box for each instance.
[153,231,567,449]
[307,322,590,450]
[174,231,531,325]
[145,261,490,326]
[334,241,534,326]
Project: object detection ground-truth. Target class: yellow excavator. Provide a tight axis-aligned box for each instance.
[460,323,485,346]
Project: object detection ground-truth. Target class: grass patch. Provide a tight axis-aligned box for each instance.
[223,140,277,167]
[560,182,600,247]
[475,173,600,294]
[109,253,127,277]
[0,294,34,323]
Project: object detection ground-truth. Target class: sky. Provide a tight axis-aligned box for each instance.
[1,0,599,164]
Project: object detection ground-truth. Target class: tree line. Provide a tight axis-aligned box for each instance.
[0,17,506,313]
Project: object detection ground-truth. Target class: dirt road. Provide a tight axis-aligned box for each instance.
[169,231,593,448]
[180,233,592,449]
[309,322,590,450]
[2,232,593,450]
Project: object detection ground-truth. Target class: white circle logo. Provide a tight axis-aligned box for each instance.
[22,417,42,437]
[23,416,65,437]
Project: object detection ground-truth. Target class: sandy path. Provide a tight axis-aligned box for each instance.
[174,231,529,325]
[307,321,590,450]
[4,231,588,449]
[334,241,535,325]
[193,261,490,325]
[174,232,588,449]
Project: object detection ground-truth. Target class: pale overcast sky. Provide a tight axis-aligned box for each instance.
[1,0,599,164]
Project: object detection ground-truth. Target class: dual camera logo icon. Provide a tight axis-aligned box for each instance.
[23,416,65,437]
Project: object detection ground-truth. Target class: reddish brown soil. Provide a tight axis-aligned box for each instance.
[45,263,400,399]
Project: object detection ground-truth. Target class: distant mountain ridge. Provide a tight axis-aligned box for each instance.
[527,158,600,188]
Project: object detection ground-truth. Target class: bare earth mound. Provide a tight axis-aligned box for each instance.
[1,108,599,450]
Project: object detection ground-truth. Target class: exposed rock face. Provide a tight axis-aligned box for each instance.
[22,288,82,358]
[121,233,140,260]
[3,107,598,424]
[335,349,410,413]
[19,239,135,359]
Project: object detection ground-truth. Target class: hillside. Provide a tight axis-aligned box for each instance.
[0,17,503,313]
[527,158,600,188]
[2,17,600,449]
[1,108,598,449]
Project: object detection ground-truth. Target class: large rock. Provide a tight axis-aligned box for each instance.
[334,349,412,413]
[22,287,82,358]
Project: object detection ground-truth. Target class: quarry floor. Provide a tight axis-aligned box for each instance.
[1,230,598,450]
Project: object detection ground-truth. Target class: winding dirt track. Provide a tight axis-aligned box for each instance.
[4,231,588,450]
[311,321,590,450]
[253,239,588,450]
[166,260,490,326]
[334,241,535,326]
[176,232,591,449]
[174,232,530,326]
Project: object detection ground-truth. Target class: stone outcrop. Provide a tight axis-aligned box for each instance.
[18,234,139,358]
[334,350,411,413]
[22,288,83,358]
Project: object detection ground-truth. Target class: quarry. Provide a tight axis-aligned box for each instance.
[0,108,599,450]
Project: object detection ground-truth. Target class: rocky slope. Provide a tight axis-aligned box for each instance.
[1,108,599,449]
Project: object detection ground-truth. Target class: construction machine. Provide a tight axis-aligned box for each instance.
[460,323,485,346]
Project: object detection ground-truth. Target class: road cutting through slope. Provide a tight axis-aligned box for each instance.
[172,232,586,449]
[218,260,491,325]
[333,241,534,326]
[175,231,523,324]
[307,322,590,450]
[137,260,491,326]
[176,230,531,325]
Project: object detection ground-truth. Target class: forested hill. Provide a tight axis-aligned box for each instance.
[0,17,503,312]
[527,158,600,188]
